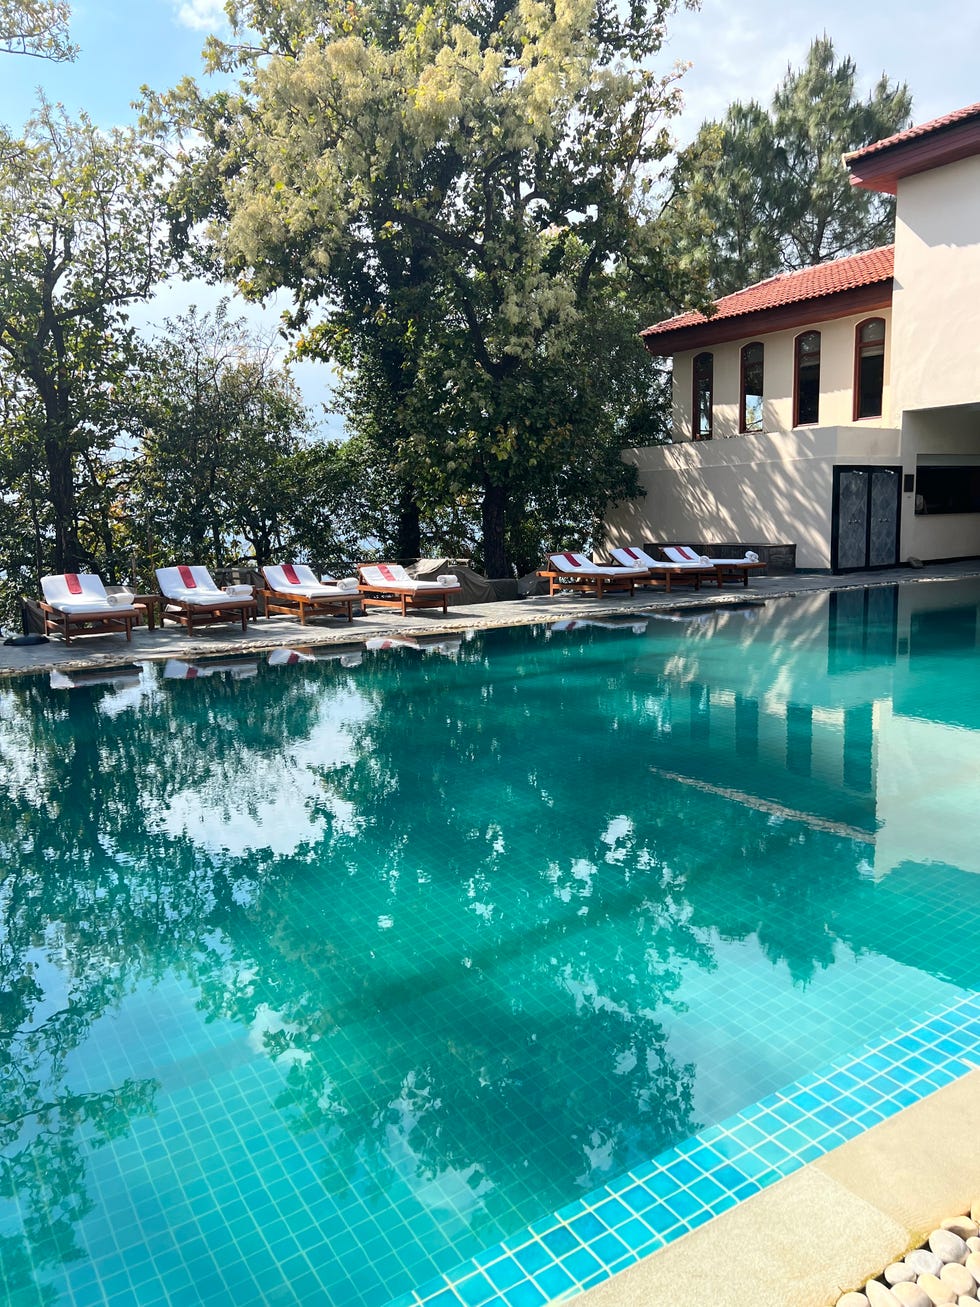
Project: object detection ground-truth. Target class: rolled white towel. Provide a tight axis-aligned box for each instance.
[222,584,253,598]
[745,550,760,562]
[436,573,459,586]
[699,555,712,565]
[105,593,122,607]
[335,577,359,592]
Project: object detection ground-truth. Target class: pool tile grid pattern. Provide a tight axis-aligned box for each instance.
[396,990,980,1307]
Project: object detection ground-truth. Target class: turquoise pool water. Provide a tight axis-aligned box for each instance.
[2,579,980,1307]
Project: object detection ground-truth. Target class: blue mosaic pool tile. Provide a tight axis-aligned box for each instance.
[408,990,980,1307]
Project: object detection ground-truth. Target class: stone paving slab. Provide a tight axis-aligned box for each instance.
[578,1069,980,1307]
[4,561,980,678]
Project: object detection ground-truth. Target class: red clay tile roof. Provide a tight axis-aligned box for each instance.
[844,102,980,164]
[641,247,894,339]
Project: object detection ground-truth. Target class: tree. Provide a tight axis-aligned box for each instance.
[0,0,74,60]
[124,303,366,571]
[149,0,699,576]
[671,36,912,295]
[0,101,170,573]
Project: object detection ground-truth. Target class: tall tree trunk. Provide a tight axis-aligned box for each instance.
[44,438,82,573]
[394,484,421,562]
[481,480,509,579]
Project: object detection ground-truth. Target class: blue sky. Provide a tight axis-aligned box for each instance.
[2,0,977,433]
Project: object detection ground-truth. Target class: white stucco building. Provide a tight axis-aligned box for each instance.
[606,101,980,572]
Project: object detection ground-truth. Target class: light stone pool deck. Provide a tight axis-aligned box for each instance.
[4,559,980,678]
[5,559,980,1306]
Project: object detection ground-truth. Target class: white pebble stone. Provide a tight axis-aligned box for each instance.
[966,1252,980,1284]
[971,1199,980,1224]
[837,1294,870,1307]
[892,1283,936,1307]
[944,1218,980,1241]
[917,1273,957,1305]
[909,1250,946,1278]
[943,1265,977,1298]
[867,1282,902,1307]
[959,1297,978,1306]
[969,1240,980,1256]
[886,1263,919,1285]
[932,1230,970,1266]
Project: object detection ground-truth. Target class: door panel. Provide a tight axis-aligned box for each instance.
[868,468,900,565]
[832,466,901,572]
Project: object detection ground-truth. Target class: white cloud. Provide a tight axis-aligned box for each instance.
[174,0,228,33]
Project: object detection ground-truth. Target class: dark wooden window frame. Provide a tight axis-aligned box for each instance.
[853,316,886,420]
[692,351,713,441]
[739,341,765,434]
[793,330,821,428]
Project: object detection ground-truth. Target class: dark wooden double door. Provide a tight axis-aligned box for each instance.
[831,465,901,572]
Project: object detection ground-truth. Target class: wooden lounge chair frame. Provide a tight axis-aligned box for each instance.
[39,601,137,644]
[536,568,645,600]
[357,565,460,617]
[159,597,258,636]
[705,560,768,587]
[260,588,355,624]
[662,547,767,588]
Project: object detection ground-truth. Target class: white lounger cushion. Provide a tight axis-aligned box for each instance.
[360,564,460,590]
[263,564,352,598]
[156,566,241,604]
[41,573,137,614]
[664,545,763,566]
[548,551,643,576]
[610,546,663,569]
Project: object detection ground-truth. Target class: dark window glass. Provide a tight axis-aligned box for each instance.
[693,352,713,440]
[855,318,885,419]
[795,331,820,426]
[740,342,764,433]
[915,466,980,515]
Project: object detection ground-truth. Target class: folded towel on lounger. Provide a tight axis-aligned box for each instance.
[222,584,253,598]
[745,550,759,562]
[335,577,359,592]
[436,574,459,587]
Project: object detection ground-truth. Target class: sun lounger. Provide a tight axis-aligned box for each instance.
[261,564,359,624]
[537,551,648,600]
[39,573,139,643]
[163,657,259,679]
[357,564,462,616]
[663,546,767,587]
[609,546,717,592]
[156,566,258,635]
[551,618,648,634]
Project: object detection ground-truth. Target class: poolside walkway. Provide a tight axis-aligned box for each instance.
[4,558,980,677]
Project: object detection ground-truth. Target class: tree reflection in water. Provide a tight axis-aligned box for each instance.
[2,605,964,1305]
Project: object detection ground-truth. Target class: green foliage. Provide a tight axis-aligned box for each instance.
[0,0,75,60]
[149,0,700,574]
[0,101,171,583]
[671,36,913,294]
[120,302,359,575]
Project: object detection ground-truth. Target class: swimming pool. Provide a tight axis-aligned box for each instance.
[2,579,979,1307]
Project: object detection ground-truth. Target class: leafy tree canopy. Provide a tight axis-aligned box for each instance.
[0,100,171,574]
[0,0,75,60]
[671,35,912,295]
[147,0,701,575]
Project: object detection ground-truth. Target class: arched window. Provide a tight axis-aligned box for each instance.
[854,318,886,419]
[692,351,713,440]
[740,342,764,434]
[794,331,821,427]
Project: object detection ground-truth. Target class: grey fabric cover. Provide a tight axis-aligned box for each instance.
[408,559,498,605]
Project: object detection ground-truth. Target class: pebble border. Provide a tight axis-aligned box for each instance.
[388,992,980,1307]
[837,1204,980,1306]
